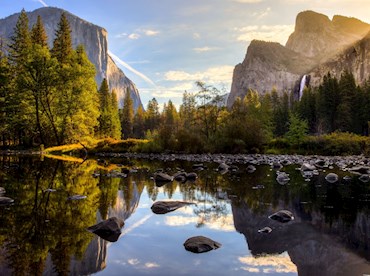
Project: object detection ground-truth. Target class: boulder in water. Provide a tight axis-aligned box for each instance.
[246,165,256,173]
[268,210,294,223]
[0,196,14,206]
[153,172,173,183]
[217,163,229,174]
[325,173,339,183]
[0,187,5,195]
[300,163,316,171]
[87,217,124,242]
[359,174,370,183]
[276,172,290,185]
[258,226,272,234]
[183,236,221,253]
[186,172,198,181]
[151,201,194,214]
[173,172,187,182]
[68,195,87,200]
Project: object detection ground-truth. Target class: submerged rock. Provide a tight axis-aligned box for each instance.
[151,201,194,214]
[268,210,294,223]
[183,236,221,253]
[325,173,339,183]
[186,172,198,181]
[349,166,370,175]
[68,195,87,200]
[173,172,187,182]
[87,217,124,242]
[300,163,316,171]
[0,196,14,206]
[359,174,370,183]
[276,172,290,185]
[258,227,273,234]
[217,163,229,174]
[153,172,173,183]
[246,165,256,173]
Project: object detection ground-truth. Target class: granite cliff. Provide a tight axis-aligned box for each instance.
[228,11,370,107]
[0,7,143,109]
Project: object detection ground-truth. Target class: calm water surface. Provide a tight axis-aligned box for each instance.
[0,155,369,276]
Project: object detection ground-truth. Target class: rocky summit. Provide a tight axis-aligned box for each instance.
[228,10,370,107]
[0,7,143,110]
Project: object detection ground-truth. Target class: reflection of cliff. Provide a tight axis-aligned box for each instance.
[108,187,141,221]
[64,182,142,275]
[69,237,107,276]
[232,200,370,276]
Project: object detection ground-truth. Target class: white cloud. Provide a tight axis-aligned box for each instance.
[145,262,160,268]
[193,33,201,39]
[252,7,271,19]
[236,24,294,45]
[115,33,128,38]
[35,0,48,7]
[143,29,160,36]
[193,46,219,53]
[128,33,140,40]
[128,259,140,265]
[164,65,234,84]
[108,51,156,87]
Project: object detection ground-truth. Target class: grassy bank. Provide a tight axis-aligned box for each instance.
[268,132,370,156]
[44,132,370,157]
[44,138,149,156]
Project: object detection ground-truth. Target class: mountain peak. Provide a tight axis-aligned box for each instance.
[295,10,331,33]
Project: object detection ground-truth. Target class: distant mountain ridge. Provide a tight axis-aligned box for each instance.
[0,7,143,109]
[228,10,370,107]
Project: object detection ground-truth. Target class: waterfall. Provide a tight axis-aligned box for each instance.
[299,75,307,100]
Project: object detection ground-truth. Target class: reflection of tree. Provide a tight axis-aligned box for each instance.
[98,175,119,219]
[0,157,100,275]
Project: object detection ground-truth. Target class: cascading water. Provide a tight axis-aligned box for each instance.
[299,75,307,100]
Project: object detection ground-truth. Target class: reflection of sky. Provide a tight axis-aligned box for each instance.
[97,187,298,276]
[239,253,297,274]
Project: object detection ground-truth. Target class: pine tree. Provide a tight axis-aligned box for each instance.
[0,42,11,145]
[51,12,72,64]
[110,90,122,139]
[98,78,111,137]
[145,98,160,131]
[31,15,48,47]
[316,73,340,133]
[9,9,31,65]
[120,90,134,138]
[8,9,33,145]
[133,106,145,138]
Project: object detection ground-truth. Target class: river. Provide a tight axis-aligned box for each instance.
[0,154,369,276]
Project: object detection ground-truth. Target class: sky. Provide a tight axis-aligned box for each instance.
[0,0,369,108]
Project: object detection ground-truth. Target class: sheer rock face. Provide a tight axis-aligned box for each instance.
[228,10,370,108]
[0,7,143,109]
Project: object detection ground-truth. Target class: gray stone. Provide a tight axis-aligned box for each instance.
[258,227,273,234]
[268,210,294,223]
[0,196,14,206]
[151,201,194,214]
[153,172,173,183]
[87,217,124,242]
[325,173,339,183]
[183,236,221,253]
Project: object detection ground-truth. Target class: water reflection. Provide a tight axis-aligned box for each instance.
[0,155,368,275]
